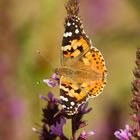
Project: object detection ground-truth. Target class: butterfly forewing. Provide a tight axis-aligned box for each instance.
[61,16,90,65]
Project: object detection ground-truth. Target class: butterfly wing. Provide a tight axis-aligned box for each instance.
[68,47,107,98]
[59,16,91,115]
[60,76,88,115]
[61,15,91,66]
[79,48,107,97]
[59,15,107,115]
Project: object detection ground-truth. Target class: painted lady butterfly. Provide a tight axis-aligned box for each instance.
[55,15,107,115]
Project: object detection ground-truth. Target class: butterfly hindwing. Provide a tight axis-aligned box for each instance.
[79,48,107,97]
[67,47,107,98]
[60,76,88,115]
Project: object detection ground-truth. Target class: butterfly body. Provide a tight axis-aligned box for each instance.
[56,67,100,80]
[57,15,107,115]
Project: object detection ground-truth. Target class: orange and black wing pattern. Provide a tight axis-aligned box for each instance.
[61,15,90,65]
[59,15,107,115]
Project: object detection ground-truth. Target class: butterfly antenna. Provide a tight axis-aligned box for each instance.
[36,50,56,72]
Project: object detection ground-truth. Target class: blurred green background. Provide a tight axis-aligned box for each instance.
[0,0,140,140]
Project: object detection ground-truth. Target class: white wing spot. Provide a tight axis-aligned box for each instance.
[70,101,75,106]
[64,32,72,37]
[68,32,72,37]
[67,22,71,26]
[63,33,66,37]
[65,32,69,37]
[75,29,79,34]
[60,96,64,100]
[60,96,68,102]
[62,105,66,108]
[65,97,68,102]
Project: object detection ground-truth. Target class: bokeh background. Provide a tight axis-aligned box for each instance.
[0,0,140,140]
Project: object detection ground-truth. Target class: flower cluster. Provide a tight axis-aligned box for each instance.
[114,125,132,140]
[114,48,140,140]
[130,48,140,138]
[35,92,94,140]
[39,92,67,140]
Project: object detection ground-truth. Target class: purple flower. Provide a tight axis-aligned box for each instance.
[76,103,92,129]
[50,117,66,137]
[51,73,59,82]
[69,102,92,139]
[43,73,59,87]
[130,48,140,138]
[39,92,59,103]
[78,102,92,114]
[38,92,68,140]
[48,92,59,103]
[41,92,60,127]
[39,95,48,101]
[114,125,132,140]
[43,79,57,87]
[79,130,95,140]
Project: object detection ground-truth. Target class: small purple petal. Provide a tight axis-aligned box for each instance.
[80,131,86,139]
[114,125,132,140]
[51,73,59,81]
[39,93,59,104]
[124,125,130,133]
[78,102,92,114]
[43,79,56,87]
[80,130,95,139]
[59,117,66,126]
[84,107,92,114]
[47,92,59,103]
[50,117,66,137]
[82,102,88,111]
[48,92,53,100]
[88,130,95,135]
[39,95,48,101]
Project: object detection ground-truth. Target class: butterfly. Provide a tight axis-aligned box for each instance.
[55,15,107,115]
